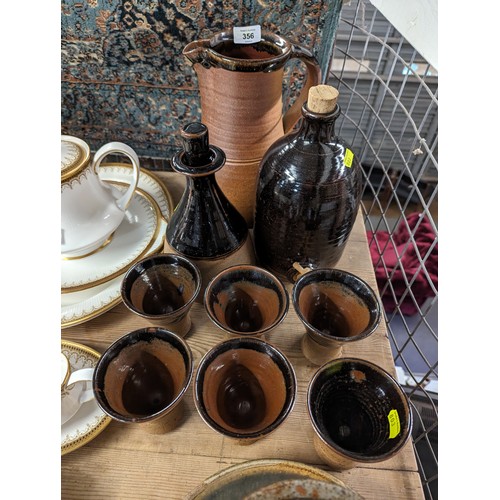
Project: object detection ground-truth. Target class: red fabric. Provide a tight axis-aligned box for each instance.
[367,212,438,316]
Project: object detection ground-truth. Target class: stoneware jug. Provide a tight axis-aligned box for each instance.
[183,30,321,226]
[254,85,363,282]
[61,135,140,258]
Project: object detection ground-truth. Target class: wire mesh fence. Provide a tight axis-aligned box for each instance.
[81,2,439,494]
[328,2,438,498]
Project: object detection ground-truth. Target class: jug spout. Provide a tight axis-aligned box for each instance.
[183,39,211,66]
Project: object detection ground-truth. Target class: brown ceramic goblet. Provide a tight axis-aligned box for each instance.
[194,337,296,445]
[121,253,201,337]
[292,268,381,365]
[204,265,289,339]
[93,327,193,434]
[307,358,412,470]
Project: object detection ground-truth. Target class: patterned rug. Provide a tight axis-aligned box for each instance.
[61,0,342,165]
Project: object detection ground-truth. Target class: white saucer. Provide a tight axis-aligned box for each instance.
[61,217,167,328]
[61,186,160,292]
[61,340,111,455]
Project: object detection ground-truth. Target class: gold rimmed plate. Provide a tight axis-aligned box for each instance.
[61,340,112,456]
[62,186,161,293]
[61,217,166,328]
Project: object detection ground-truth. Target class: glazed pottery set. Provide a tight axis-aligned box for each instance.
[61,29,412,471]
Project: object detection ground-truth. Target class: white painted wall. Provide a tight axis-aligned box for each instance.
[369,0,438,70]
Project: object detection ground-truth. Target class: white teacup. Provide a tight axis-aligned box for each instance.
[61,353,95,425]
[61,135,141,258]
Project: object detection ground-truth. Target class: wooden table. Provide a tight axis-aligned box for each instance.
[61,171,424,499]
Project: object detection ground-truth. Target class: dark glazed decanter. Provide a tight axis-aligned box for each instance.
[165,122,255,296]
[254,85,363,282]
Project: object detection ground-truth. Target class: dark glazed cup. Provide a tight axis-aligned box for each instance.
[307,358,412,470]
[292,268,381,365]
[194,337,296,445]
[121,253,201,337]
[204,265,289,339]
[93,327,193,434]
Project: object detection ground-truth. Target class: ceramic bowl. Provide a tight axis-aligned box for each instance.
[194,337,296,444]
[121,253,201,337]
[93,327,193,434]
[292,268,381,365]
[307,357,412,470]
[204,265,289,339]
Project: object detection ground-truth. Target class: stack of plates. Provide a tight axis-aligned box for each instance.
[61,164,175,328]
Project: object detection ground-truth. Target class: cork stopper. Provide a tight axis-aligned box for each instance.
[307,85,339,114]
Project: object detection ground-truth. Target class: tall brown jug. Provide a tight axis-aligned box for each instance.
[183,31,321,227]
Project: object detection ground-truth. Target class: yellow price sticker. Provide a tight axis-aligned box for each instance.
[388,409,401,439]
[344,148,354,168]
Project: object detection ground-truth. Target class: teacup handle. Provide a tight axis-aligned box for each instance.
[282,43,322,134]
[92,142,141,212]
[67,367,95,404]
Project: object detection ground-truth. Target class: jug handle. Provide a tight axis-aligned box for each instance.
[282,44,322,134]
[92,142,141,212]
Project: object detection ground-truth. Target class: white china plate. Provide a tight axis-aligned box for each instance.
[61,340,111,455]
[100,163,174,223]
[61,186,160,292]
[61,218,167,328]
